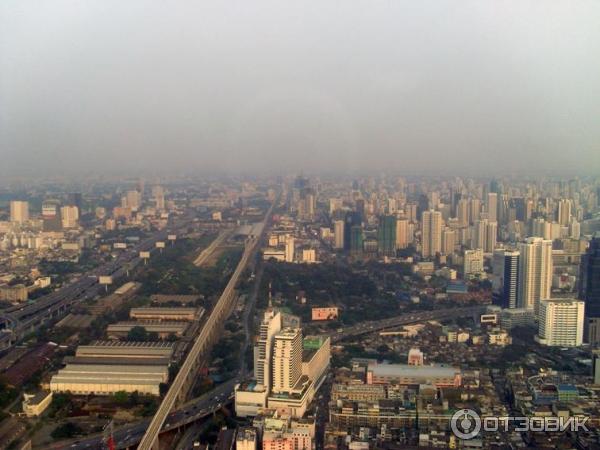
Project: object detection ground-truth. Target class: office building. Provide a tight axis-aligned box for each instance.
[518,237,553,314]
[536,298,584,347]
[581,235,600,344]
[492,250,520,309]
[350,225,363,255]
[377,215,397,256]
[421,210,442,258]
[10,200,29,223]
[344,212,362,250]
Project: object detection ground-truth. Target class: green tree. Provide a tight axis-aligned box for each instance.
[127,326,150,341]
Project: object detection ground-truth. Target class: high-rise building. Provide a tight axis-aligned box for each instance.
[464,249,484,275]
[492,250,520,309]
[558,199,572,226]
[254,309,282,391]
[517,237,553,314]
[350,225,363,255]
[10,201,29,223]
[441,228,456,255]
[333,220,344,249]
[152,185,165,211]
[395,218,409,250]
[581,235,600,344]
[486,192,498,222]
[377,215,397,257]
[456,199,469,227]
[343,212,361,251]
[122,190,142,211]
[60,205,79,229]
[271,328,303,394]
[285,236,295,263]
[536,298,584,347]
[421,210,442,259]
[67,193,83,215]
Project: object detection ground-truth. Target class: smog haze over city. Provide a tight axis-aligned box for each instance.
[1,2,600,450]
[1,0,600,176]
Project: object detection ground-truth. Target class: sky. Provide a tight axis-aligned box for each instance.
[1,1,599,177]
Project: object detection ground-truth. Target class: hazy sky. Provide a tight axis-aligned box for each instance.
[1,1,599,176]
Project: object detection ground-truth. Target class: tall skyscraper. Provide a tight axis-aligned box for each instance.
[271,328,303,394]
[456,199,469,227]
[580,235,600,344]
[537,298,584,347]
[350,225,363,255]
[557,198,572,226]
[254,309,282,391]
[333,220,344,249]
[492,250,520,309]
[441,228,456,255]
[421,210,442,258]
[395,218,409,250]
[10,201,29,224]
[343,212,361,251]
[377,215,397,256]
[486,192,498,222]
[285,236,295,263]
[518,237,553,314]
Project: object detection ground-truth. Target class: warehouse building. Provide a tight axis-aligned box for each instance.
[50,341,173,396]
[106,321,189,339]
[129,307,203,322]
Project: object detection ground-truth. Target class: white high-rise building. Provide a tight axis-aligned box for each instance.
[254,309,282,391]
[271,328,303,394]
[60,205,79,229]
[10,201,29,224]
[536,298,584,347]
[518,237,553,314]
[421,210,442,258]
[333,220,344,249]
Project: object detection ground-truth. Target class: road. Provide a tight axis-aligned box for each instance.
[193,229,233,266]
[329,305,487,343]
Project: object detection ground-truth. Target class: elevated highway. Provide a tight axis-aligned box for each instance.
[136,203,274,450]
